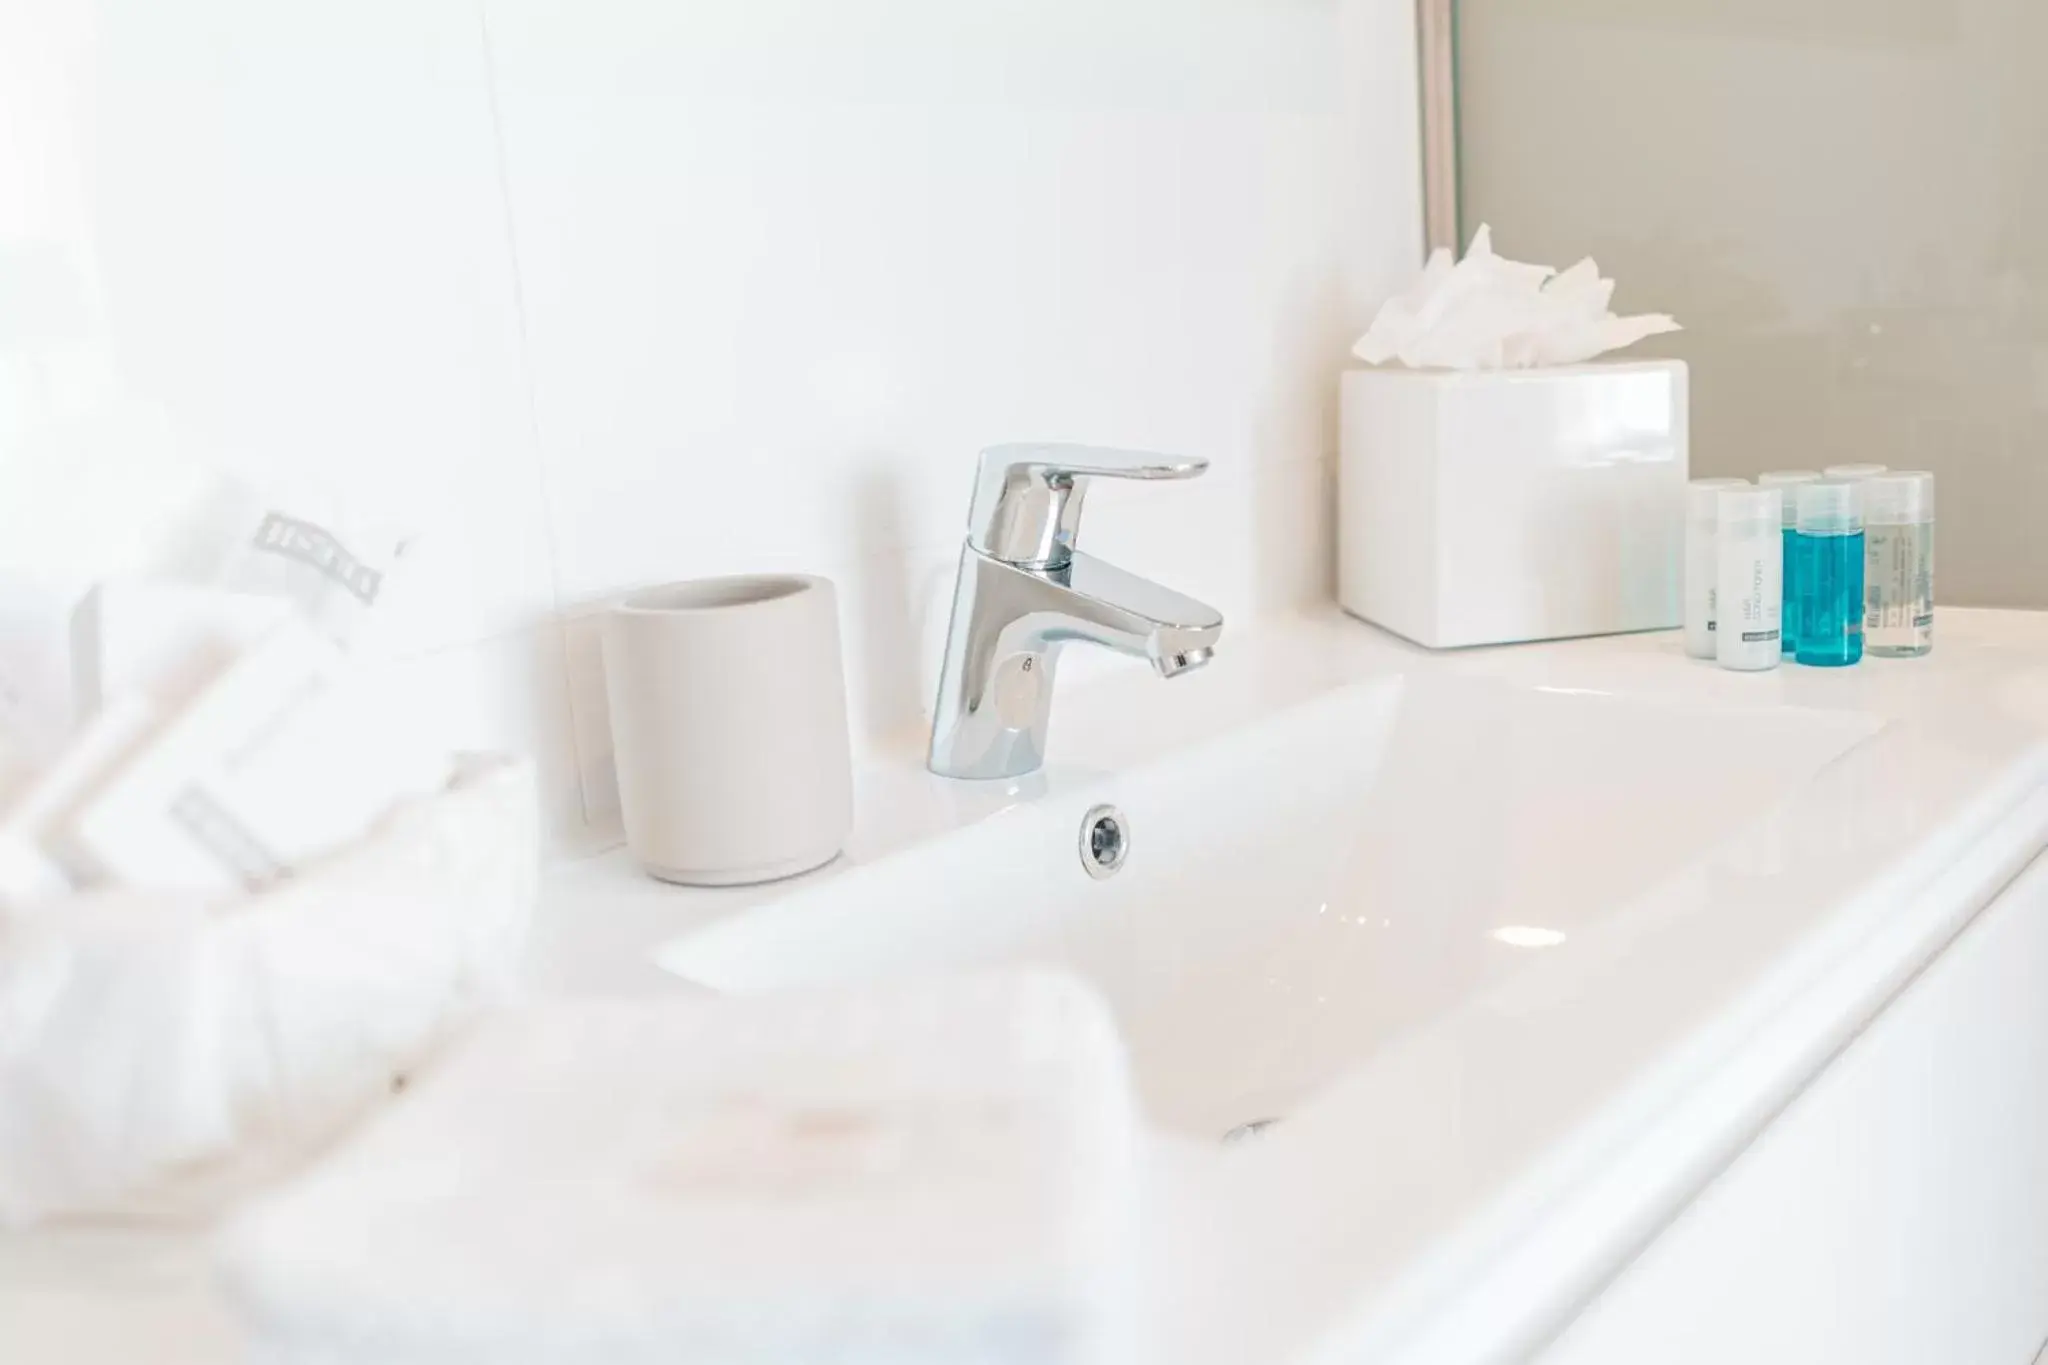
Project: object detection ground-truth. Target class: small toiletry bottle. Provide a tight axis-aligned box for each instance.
[1715,486,1783,672]
[1823,463,1889,482]
[1793,480,1865,667]
[1757,471,1820,655]
[1863,471,1934,657]
[1684,478,1749,660]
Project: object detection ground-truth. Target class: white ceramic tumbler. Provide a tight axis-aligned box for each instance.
[601,575,853,885]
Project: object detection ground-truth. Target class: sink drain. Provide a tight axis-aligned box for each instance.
[1221,1116,1282,1145]
[1078,805,1128,880]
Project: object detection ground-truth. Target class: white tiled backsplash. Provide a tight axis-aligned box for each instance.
[3,0,1422,855]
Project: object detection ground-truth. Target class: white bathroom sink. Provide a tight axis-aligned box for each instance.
[656,673,1879,1143]
[565,615,2048,1362]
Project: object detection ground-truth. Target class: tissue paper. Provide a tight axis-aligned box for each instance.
[1354,224,1679,370]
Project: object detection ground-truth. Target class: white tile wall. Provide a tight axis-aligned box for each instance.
[78,0,555,654]
[6,0,1422,854]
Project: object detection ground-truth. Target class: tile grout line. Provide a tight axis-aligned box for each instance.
[471,0,593,826]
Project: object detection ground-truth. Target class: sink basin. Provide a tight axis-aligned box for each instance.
[657,672,1880,1143]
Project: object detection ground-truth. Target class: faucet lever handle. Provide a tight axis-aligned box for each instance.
[967,442,1208,568]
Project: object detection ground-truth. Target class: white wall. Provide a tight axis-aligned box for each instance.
[1,0,1422,852]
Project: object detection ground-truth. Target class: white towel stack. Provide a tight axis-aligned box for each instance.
[0,754,538,1226]
[0,434,529,1227]
[217,970,1142,1365]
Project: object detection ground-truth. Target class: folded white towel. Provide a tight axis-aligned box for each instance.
[0,754,537,1226]
[216,970,1141,1365]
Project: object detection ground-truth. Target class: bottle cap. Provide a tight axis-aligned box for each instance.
[1796,478,1864,535]
[1717,485,1782,538]
[1687,477,1749,526]
[1864,470,1934,526]
[1822,462,1888,481]
[1758,470,1821,528]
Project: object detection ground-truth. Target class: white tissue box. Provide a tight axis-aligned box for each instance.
[1337,359,1688,648]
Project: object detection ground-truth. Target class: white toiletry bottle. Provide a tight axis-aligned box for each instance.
[1823,463,1889,482]
[1863,470,1935,657]
[1685,478,1749,660]
[1715,485,1783,672]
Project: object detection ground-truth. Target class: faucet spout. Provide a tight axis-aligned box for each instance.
[1030,551,1222,668]
[927,547,1223,779]
[1155,645,1214,679]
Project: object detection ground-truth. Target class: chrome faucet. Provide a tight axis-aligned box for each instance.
[927,444,1224,779]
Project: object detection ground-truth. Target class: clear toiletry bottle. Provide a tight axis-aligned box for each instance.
[1715,486,1783,672]
[1793,480,1865,668]
[1757,470,1820,655]
[1863,470,1934,657]
[1684,477,1748,660]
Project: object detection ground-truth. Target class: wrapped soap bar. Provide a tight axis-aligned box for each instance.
[70,580,291,719]
[58,621,449,896]
[180,475,413,650]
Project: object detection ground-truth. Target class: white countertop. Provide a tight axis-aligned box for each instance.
[532,604,2048,993]
[9,608,2048,1362]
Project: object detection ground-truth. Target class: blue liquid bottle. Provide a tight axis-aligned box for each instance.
[1792,479,1865,667]
[1758,470,1820,655]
